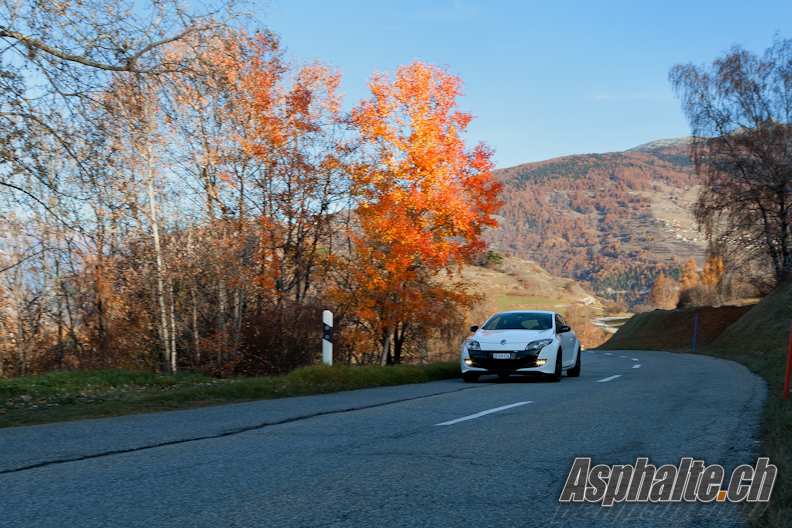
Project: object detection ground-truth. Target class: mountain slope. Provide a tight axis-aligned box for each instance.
[484,140,706,302]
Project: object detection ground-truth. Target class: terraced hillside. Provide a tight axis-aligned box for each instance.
[485,139,707,303]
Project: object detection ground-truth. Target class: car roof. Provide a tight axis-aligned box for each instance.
[491,310,556,316]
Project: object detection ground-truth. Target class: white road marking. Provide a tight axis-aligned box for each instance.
[605,353,613,356]
[586,350,595,353]
[435,401,532,426]
[596,375,622,383]
[633,364,641,369]
[632,358,639,361]
[620,355,627,358]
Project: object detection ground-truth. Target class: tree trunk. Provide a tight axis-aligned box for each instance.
[191,285,200,364]
[55,259,64,370]
[393,322,408,365]
[168,277,177,373]
[0,319,5,378]
[232,287,243,361]
[187,230,200,364]
[380,328,391,366]
[217,273,227,368]
[143,106,171,372]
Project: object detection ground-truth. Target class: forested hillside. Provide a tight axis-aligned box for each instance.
[484,141,706,303]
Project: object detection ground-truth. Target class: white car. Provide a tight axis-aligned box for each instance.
[461,310,581,382]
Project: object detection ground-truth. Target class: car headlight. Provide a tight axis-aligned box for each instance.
[467,340,481,351]
[525,339,553,353]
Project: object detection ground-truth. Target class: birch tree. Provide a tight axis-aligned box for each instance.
[671,37,792,284]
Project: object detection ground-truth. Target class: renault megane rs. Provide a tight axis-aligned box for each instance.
[461,310,581,382]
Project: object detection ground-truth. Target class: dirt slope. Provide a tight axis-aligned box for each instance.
[597,305,753,351]
[704,279,792,356]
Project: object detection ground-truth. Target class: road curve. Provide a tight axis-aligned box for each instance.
[0,350,766,527]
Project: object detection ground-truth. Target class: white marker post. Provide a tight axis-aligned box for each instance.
[322,310,333,366]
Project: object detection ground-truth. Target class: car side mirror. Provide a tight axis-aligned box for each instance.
[558,325,571,333]
[470,325,479,333]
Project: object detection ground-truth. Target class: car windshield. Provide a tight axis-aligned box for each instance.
[482,312,553,331]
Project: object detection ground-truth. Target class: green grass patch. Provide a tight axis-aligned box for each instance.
[0,361,461,429]
[493,295,560,310]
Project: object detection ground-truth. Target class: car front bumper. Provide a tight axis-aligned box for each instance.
[460,346,558,376]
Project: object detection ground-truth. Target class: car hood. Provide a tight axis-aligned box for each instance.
[471,329,555,349]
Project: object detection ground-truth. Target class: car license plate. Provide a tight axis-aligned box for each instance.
[492,353,511,359]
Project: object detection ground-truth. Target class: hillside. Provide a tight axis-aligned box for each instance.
[484,139,707,303]
[451,257,612,348]
[459,256,602,313]
[596,305,753,351]
[703,280,792,358]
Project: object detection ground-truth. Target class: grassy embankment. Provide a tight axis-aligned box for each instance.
[599,283,792,528]
[0,361,461,429]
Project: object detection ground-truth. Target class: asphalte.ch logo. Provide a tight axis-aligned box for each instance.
[552,457,776,524]
[559,457,776,505]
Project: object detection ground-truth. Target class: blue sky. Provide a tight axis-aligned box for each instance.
[265,1,792,169]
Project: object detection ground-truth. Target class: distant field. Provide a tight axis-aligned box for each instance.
[493,295,562,311]
[453,257,607,319]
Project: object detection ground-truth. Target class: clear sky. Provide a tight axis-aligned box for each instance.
[263,1,792,169]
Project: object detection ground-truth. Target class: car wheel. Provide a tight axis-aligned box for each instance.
[497,373,510,379]
[463,372,480,383]
[567,348,581,377]
[547,349,562,382]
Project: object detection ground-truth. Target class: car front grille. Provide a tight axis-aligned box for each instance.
[468,351,540,370]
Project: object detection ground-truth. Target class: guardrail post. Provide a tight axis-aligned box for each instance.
[322,310,333,366]
[692,313,698,352]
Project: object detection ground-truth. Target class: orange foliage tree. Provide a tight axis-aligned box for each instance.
[649,272,680,310]
[679,257,700,290]
[701,254,725,287]
[335,60,502,364]
[168,30,348,374]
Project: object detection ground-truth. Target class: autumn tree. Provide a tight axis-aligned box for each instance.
[224,33,350,373]
[0,1,253,375]
[679,257,699,290]
[670,37,792,285]
[649,272,679,310]
[679,253,728,308]
[0,0,249,215]
[338,60,502,364]
[127,29,350,375]
[701,254,725,287]
[565,302,606,349]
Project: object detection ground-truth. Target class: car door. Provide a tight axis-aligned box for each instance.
[555,313,575,366]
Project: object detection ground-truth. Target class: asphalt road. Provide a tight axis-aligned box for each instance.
[0,350,766,528]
